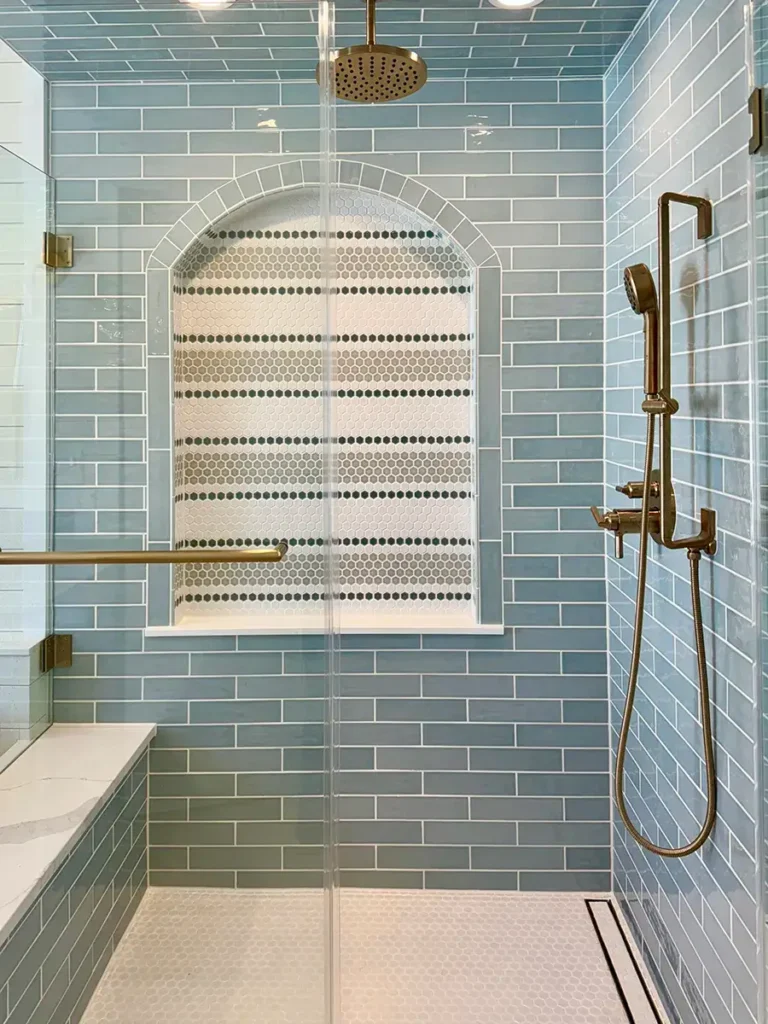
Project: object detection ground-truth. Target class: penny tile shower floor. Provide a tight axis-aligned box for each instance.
[80,889,632,1023]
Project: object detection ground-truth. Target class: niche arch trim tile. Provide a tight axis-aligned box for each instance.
[147,159,501,273]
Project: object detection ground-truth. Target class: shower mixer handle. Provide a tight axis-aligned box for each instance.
[590,506,631,560]
[590,506,659,560]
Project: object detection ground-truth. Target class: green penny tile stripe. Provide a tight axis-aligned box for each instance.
[205,229,438,240]
[175,334,328,344]
[175,435,472,446]
[175,285,470,296]
[175,388,472,399]
[177,590,473,605]
[341,285,472,295]
[177,536,472,548]
[177,489,472,502]
[174,333,471,343]
[338,434,472,444]
[174,285,323,296]
[176,436,322,447]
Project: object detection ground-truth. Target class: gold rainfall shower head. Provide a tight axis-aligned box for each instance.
[316,0,427,104]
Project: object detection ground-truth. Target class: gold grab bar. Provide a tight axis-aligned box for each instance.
[0,542,288,566]
[654,190,717,555]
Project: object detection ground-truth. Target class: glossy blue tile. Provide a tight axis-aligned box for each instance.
[49,70,615,894]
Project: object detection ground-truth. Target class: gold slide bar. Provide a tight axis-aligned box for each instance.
[656,191,717,555]
[0,542,289,566]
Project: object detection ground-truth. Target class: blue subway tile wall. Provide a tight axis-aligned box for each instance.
[0,752,147,1024]
[51,78,607,890]
[605,2,760,1023]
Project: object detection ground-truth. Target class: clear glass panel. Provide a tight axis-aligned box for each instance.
[753,2,768,1015]
[0,3,337,1020]
[753,2,768,1020]
[318,1,340,1020]
[323,0,632,1017]
[0,145,53,770]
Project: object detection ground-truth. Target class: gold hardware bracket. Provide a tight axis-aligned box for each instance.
[659,191,712,248]
[642,394,678,416]
[750,88,765,154]
[39,633,73,674]
[43,233,73,269]
[657,192,716,557]
[0,542,288,566]
[658,499,717,556]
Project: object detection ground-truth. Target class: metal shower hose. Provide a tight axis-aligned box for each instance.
[614,410,717,857]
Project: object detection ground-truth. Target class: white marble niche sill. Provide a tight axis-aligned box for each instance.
[146,609,505,637]
[0,723,155,948]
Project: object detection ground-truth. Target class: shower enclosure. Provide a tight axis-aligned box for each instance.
[1,0,767,1022]
[756,4,768,1023]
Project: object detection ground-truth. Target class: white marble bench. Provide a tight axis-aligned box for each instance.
[0,723,155,946]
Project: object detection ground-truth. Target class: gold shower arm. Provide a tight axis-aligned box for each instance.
[656,191,717,555]
[0,542,288,566]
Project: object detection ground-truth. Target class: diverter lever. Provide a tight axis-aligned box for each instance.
[590,506,648,560]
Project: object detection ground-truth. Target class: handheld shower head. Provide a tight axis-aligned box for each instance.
[624,263,658,315]
[624,263,660,396]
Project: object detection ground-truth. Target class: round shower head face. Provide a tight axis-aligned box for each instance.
[624,263,658,315]
[329,44,427,103]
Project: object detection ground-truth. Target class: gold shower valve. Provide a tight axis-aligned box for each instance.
[590,505,660,560]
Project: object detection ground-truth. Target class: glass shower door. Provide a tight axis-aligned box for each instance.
[318,2,340,1021]
[0,145,54,770]
[754,3,768,1021]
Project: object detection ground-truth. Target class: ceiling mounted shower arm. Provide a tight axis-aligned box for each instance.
[366,0,376,46]
[656,191,717,555]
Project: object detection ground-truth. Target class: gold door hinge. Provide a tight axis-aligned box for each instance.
[750,88,765,154]
[43,232,73,269]
[39,633,73,674]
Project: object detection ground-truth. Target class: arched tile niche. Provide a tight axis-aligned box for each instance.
[151,172,502,635]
